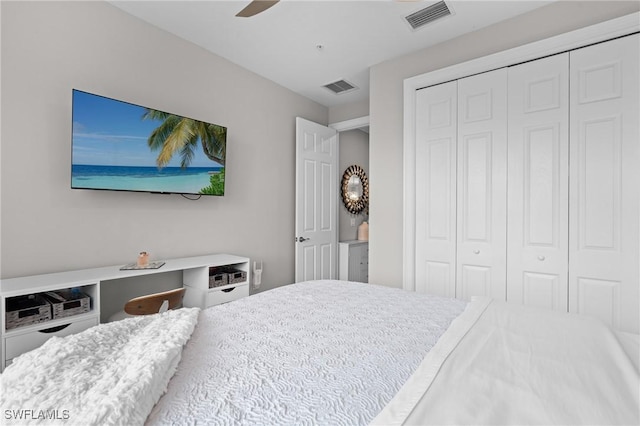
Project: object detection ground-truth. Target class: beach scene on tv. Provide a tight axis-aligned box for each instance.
[71,90,226,196]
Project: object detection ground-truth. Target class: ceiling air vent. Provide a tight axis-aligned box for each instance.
[323,79,358,95]
[405,1,451,30]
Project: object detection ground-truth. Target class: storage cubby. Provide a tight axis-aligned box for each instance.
[5,283,97,331]
[183,258,250,309]
[2,282,100,369]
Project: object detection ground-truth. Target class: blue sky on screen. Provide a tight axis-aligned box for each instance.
[72,90,222,168]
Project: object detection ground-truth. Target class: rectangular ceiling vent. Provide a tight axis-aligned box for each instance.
[323,79,358,95]
[405,1,451,30]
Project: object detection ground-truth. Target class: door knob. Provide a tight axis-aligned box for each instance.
[297,237,310,242]
[538,255,545,261]
[473,249,480,254]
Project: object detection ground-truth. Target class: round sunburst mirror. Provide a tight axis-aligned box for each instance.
[341,165,369,215]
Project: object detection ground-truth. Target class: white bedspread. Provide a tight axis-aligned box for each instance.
[147,280,467,425]
[0,308,199,426]
[372,298,640,425]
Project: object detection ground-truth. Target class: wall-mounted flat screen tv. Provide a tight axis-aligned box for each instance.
[71,89,226,196]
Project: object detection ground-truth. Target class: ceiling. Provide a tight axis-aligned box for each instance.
[109,0,554,108]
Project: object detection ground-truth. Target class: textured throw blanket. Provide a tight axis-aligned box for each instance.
[0,308,199,426]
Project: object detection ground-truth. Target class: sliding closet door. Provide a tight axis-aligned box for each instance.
[456,69,508,301]
[569,34,639,333]
[415,82,457,297]
[507,54,569,311]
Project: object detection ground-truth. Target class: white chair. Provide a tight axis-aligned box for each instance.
[108,288,186,322]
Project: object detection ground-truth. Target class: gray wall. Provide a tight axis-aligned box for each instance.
[0,1,327,295]
[3,1,637,295]
[338,129,369,242]
[328,100,369,124]
[368,1,640,288]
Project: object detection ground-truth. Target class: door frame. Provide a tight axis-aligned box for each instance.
[330,114,370,254]
[330,115,370,133]
[402,12,640,291]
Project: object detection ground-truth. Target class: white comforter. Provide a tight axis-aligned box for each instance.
[147,280,467,425]
[373,298,640,425]
[0,308,199,425]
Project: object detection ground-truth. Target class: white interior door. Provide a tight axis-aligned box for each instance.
[568,34,639,333]
[415,81,457,297]
[507,53,569,311]
[456,69,508,301]
[295,117,338,282]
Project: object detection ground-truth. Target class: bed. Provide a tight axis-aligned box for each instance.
[1,280,638,425]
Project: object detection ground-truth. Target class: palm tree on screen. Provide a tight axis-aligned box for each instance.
[143,109,226,168]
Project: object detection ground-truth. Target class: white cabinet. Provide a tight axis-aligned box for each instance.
[5,317,98,367]
[412,33,639,333]
[339,241,368,283]
[1,282,100,372]
[182,258,250,309]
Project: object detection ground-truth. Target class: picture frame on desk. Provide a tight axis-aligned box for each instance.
[120,261,166,271]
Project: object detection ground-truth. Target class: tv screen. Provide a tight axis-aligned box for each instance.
[71,89,226,196]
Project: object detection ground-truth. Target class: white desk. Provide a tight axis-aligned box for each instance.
[0,253,249,371]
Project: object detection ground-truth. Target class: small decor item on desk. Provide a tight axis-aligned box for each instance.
[137,251,150,267]
[358,221,369,241]
[120,252,165,270]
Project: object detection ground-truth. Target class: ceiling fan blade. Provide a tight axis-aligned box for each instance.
[236,0,280,18]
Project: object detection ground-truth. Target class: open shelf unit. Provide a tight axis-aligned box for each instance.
[183,260,251,308]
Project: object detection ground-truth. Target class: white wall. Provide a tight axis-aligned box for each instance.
[0,1,327,293]
[338,129,369,242]
[328,100,369,124]
[368,1,640,288]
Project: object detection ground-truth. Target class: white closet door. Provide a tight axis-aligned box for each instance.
[456,69,508,301]
[415,81,457,297]
[569,34,639,333]
[507,53,569,311]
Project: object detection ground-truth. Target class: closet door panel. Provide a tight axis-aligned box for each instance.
[569,34,639,333]
[507,53,569,311]
[456,69,508,301]
[415,82,457,297]
[522,272,561,308]
[460,265,491,300]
